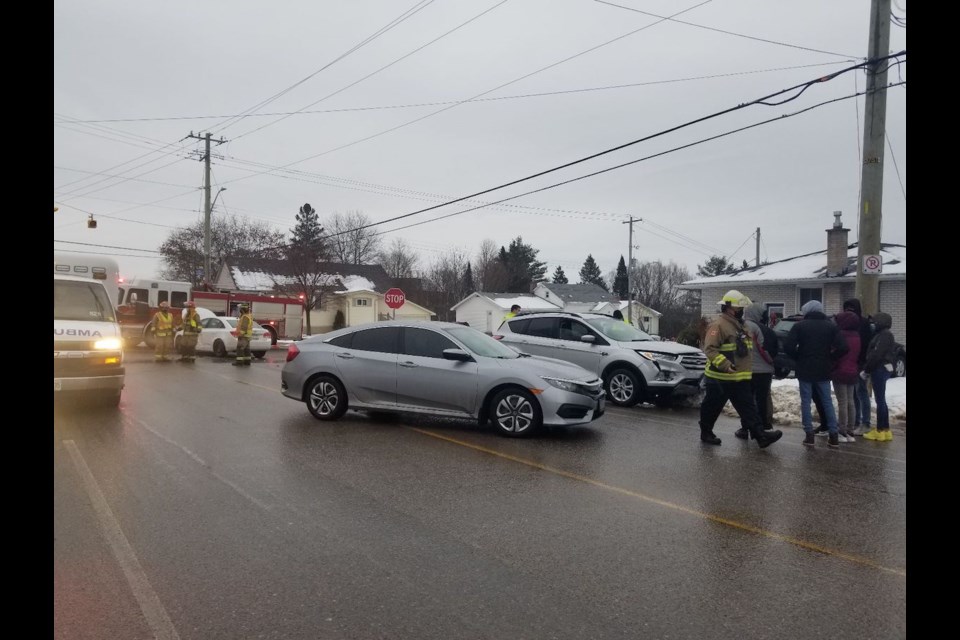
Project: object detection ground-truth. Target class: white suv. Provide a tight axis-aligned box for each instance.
[495,312,706,407]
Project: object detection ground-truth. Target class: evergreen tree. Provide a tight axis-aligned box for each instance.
[462,262,475,293]
[579,254,608,290]
[497,237,547,291]
[552,265,568,284]
[696,255,736,278]
[612,255,629,298]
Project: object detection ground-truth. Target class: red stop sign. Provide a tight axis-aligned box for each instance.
[384,288,406,309]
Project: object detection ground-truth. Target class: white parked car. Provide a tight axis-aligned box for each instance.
[175,308,272,359]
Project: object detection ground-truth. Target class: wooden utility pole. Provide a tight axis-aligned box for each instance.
[854,0,892,315]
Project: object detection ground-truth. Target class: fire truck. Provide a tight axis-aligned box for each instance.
[115,278,305,348]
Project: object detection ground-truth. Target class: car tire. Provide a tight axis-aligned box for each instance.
[489,388,542,437]
[252,351,266,359]
[605,368,642,407]
[894,354,906,378]
[212,340,227,358]
[306,375,348,421]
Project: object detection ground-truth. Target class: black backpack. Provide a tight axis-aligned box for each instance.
[759,324,779,359]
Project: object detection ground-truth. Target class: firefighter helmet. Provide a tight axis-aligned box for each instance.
[184,301,196,308]
[239,304,250,312]
[718,290,752,308]
[159,301,170,309]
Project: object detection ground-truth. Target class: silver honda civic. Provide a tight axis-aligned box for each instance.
[281,321,605,437]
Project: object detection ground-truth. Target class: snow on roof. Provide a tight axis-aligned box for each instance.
[340,275,376,292]
[487,293,560,310]
[230,267,295,290]
[592,300,663,315]
[681,243,906,287]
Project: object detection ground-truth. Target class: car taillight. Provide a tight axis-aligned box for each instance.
[492,335,504,340]
[230,330,238,337]
[286,343,300,362]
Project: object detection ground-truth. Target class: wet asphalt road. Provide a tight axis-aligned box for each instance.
[54,348,906,639]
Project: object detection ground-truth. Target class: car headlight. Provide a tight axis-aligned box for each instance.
[541,376,584,394]
[94,338,122,350]
[636,351,678,362]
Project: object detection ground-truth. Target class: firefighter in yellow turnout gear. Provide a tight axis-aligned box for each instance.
[179,301,202,362]
[233,304,254,366]
[152,301,176,362]
[698,290,783,448]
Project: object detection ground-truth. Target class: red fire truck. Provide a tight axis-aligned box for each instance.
[116,278,305,348]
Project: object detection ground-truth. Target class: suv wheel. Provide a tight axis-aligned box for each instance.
[606,368,642,407]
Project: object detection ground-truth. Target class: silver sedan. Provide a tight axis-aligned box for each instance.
[280,321,605,437]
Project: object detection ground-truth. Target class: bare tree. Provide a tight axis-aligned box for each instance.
[423,249,470,321]
[327,210,382,264]
[378,237,418,279]
[475,239,500,290]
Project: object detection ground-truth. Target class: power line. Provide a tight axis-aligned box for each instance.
[885,132,906,201]
[332,55,904,238]
[210,0,437,134]
[54,165,197,191]
[54,239,162,254]
[726,230,756,264]
[60,60,854,124]
[221,0,717,186]
[232,0,510,141]
[593,0,859,58]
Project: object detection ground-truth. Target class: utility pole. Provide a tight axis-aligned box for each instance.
[188,131,226,287]
[622,216,641,324]
[755,227,761,267]
[855,0,892,316]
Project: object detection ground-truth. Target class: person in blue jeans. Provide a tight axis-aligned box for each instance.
[784,300,849,448]
[862,312,897,441]
[842,298,873,435]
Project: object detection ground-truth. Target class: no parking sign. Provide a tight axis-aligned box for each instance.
[862,254,883,274]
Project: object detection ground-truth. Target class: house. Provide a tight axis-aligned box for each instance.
[677,213,906,345]
[532,282,619,313]
[592,300,662,335]
[451,292,560,333]
[214,257,434,334]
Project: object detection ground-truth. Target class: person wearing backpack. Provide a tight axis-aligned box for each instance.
[736,303,776,439]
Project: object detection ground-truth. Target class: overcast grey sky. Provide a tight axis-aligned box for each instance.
[54,0,906,284]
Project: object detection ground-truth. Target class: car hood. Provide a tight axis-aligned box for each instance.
[609,339,702,355]
[493,354,599,383]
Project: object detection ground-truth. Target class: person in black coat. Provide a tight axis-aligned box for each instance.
[784,300,849,448]
[842,298,873,435]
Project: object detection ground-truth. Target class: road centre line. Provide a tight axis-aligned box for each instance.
[408,428,906,577]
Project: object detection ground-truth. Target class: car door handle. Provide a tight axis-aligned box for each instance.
[336,353,354,359]
[400,361,419,368]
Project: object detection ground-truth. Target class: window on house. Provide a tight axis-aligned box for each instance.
[355,298,371,307]
[798,288,822,308]
[765,303,785,323]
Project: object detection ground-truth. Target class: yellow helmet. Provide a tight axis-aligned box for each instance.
[718,290,752,308]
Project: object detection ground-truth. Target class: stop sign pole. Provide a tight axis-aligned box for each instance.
[384,288,405,320]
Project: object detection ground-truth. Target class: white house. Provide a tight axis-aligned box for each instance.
[678,213,907,345]
[451,292,560,333]
[592,300,662,335]
[532,282,619,313]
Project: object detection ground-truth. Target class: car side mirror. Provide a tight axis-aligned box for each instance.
[442,348,473,362]
[580,335,596,343]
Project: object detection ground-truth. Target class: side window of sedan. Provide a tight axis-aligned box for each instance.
[351,327,401,354]
[402,328,457,358]
[201,318,222,329]
[328,333,353,348]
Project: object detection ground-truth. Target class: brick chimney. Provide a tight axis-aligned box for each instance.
[826,211,849,276]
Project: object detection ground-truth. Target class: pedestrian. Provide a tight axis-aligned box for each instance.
[152,301,175,362]
[842,298,873,435]
[784,300,848,448]
[179,301,202,362]
[862,312,897,441]
[737,302,775,439]
[233,304,254,366]
[612,309,630,324]
[699,290,783,448]
[831,311,862,442]
[503,304,521,323]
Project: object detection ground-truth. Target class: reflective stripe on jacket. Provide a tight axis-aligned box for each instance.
[182,312,202,334]
[703,313,753,382]
[153,311,174,337]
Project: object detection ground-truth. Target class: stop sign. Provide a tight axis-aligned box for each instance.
[384,288,406,309]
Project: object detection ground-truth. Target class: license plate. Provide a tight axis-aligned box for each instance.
[54,379,62,391]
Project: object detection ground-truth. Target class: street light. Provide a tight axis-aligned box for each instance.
[211,187,227,210]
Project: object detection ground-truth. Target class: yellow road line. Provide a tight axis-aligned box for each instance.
[409,427,906,577]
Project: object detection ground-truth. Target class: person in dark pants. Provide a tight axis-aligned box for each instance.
[699,290,783,449]
[737,303,775,439]
[862,312,897,441]
[842,297,873,435]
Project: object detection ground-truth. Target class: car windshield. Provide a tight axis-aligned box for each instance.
[447,327,520,359]
[585,316,653,342]
[54,280,117,322]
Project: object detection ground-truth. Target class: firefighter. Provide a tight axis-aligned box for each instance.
[179,301,202,362]
[152,301,175,362]
[698,290,783,449]
[233,304,254,366]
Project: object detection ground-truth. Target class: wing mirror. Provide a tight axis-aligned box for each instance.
[442,348,473,362]
[580,335,596,343]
